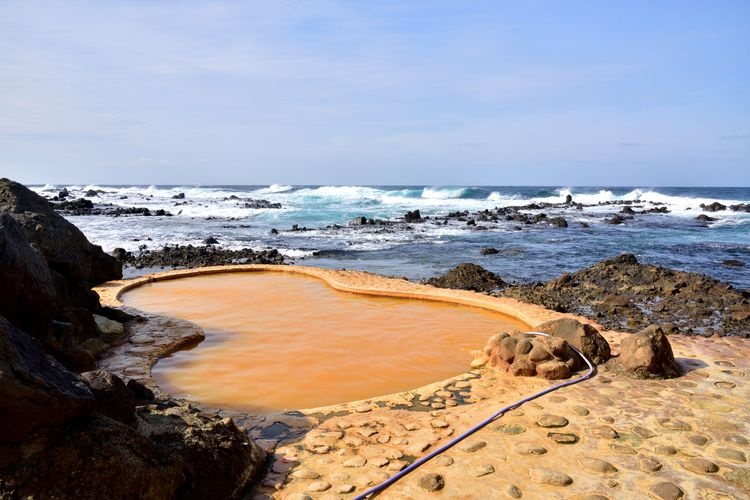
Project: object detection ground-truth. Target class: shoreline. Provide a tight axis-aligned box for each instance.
[95,264,750,498]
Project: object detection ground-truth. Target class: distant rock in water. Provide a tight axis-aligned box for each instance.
[404,209,423,223]
[500,252,750,337]
[700,201,727,212]
[480,247,499,255]
[427,263,507,293]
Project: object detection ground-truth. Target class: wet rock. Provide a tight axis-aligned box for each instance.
[418,472,445,491]
[203,236,219,245]
[124,244,284,269]
[171,192,185,199]
[348,216,368,226]
[127,379,155,402]
[80,369,136,424]
[619,326,681,379]
[700,201,726,212]
[696,214,716,222]
[480,247,499,255]
[723,259,744,268]
[426,263,507,292]
[548,216,568,228]
[404,209,423,223]
[607,214,626,224]
[535,318,611,365]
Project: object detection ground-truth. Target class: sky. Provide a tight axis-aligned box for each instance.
[1,1,748,186]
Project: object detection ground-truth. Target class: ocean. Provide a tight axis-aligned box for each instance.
[31,185,750,290]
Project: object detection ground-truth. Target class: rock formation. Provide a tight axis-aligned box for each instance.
[618,325,681,379]
[0,179,266,498]
[476,332,580,380]
[534,318,611,365]
[427,263,507,293]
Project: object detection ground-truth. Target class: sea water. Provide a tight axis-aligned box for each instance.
[31,185,750,289]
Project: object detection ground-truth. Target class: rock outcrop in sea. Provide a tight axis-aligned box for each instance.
[0,178,266,498]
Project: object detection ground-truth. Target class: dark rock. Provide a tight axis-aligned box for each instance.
[123,244,285,269]
[270,228,278,235]
[565,194,573,204]
[127,379,155,402]
[700,202,726,212]
[621,206,635,214]
[203,237,219,245]
[548,216,568,228]
[171,192,186,199]
[80,369,136,424]
[348,216,368,226]
[112,247,128,261]
[535,318,611,365]
[723,259,744,268]
[57,188,69,199]
[427,263,507,292]
[696,214,716,222]
[500,252,750,337]
[619,326,681,379]
[607,214,625,225]
[480,247,499,255]
[0,316,94,442]
[0,214,60,337]
[730,203,750,212]
[404,210,423,223]
[0,178,122,297]
[85,189,99,197]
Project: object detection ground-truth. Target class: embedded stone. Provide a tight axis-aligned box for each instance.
[610,444,637,455]
[370,457,389,468]
[515,443,548,456]
[337,484,356,494]
[657,418,691,431]
[431,419,449,428]
[496,424,526,435]
[649,481,684,499]
[632,426,656,438]
[640,457,663,472]
[682,458,719,474]
[343,457,367,468]
[715,448,746,462]
[571,405,590,416]
[506,485,522,498]
[291,468,320,480]
[473,464,495,477]
[460,440,487,453]
[688,435,708,446]
[548,432,579,444]
[417,472,445,491]
[578,457,618,474]
[437,455,454,466]
[308,481,331,492]
[655,445,678,455]
[530,467,573,486]
[537,414,569,428]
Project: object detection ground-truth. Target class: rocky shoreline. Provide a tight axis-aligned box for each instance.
[0,178,267,499]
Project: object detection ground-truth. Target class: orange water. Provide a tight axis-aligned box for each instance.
[122,272,527,412]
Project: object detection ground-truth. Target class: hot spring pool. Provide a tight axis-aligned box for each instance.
[121,271,528,412]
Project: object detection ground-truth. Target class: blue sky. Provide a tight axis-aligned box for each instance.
[1,1,748,185]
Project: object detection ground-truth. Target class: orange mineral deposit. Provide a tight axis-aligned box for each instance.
[122,271,527,412]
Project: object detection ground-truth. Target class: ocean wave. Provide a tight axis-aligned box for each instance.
[421,187,469,199]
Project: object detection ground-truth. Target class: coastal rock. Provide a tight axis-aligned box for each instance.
[427,263,507,293]
[0,178,122,298]
[124,244,284,269]
[349,216,368,226]
[0,214,60,337]
[500,252,750,337]
[480,247,499,255]
[548,216,568,228]
[480,332,578,380]
[696,214,716,222]
[80,369,136,424]
[619,326,681,379]
[534,318,611,365]
[404,209,423,223]
[0,316,94,442]
[700,201,726,212]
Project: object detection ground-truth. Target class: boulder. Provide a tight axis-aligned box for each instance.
[619,326,681,379]
[0,316,94,442]
[696,214,716,222]
[700,201,726,212]
[80,369,136,424]
[348,216,368,226]
[0,178,121,303]
[480,247,499,255]
[404,209,423,223]
[477,332,579,380]
[548,216,568,228]
[535,318,611,365]
[0,214,59,336]
[427,263,507,293]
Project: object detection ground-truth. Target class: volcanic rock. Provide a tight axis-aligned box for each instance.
[427,263,507,293]
[0,316,94,442]
[700,201,726,212]
[80,369,136,424]
[404,209,423,223]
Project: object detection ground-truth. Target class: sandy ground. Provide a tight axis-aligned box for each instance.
[95,265,750,500]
